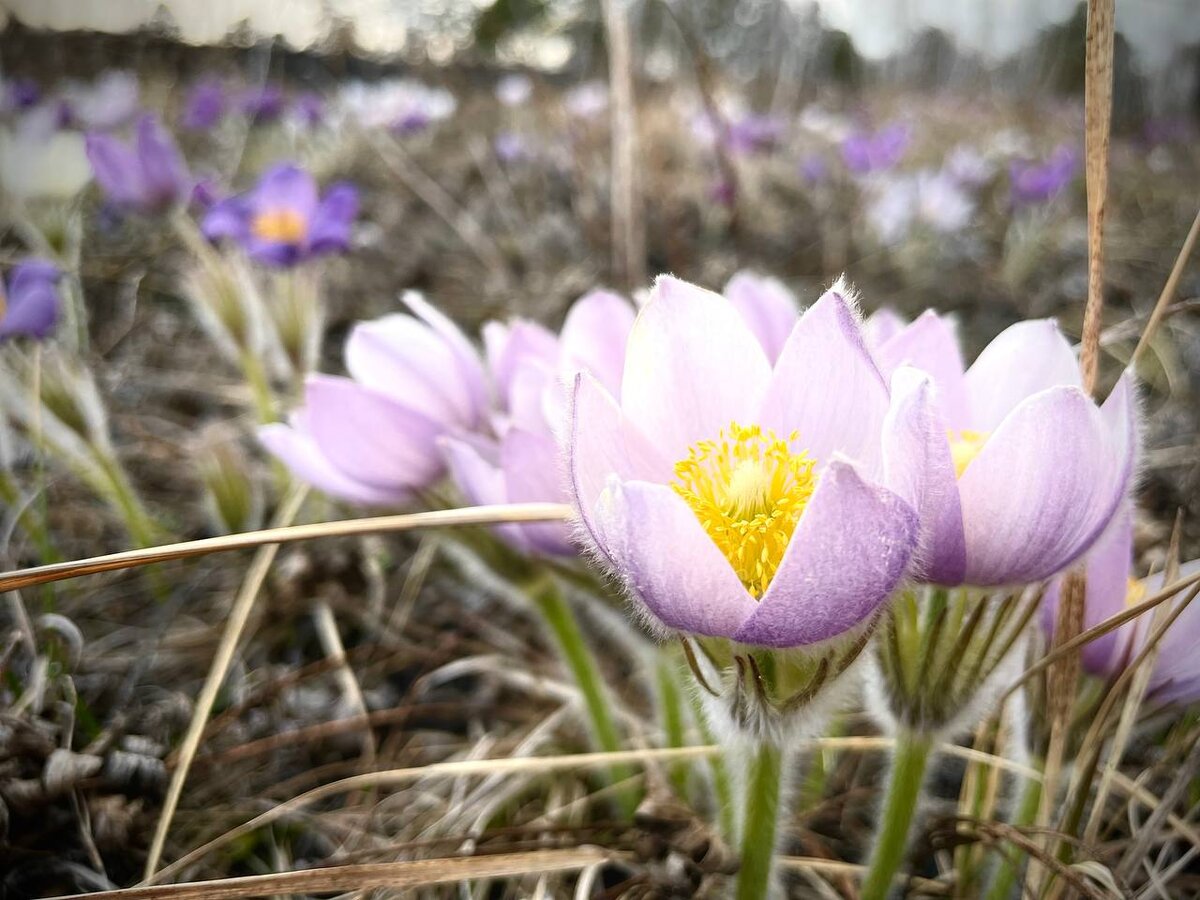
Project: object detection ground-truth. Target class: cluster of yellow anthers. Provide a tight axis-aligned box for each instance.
[672,421,818,599]
[253,209,309,243]
[948,429,989,478]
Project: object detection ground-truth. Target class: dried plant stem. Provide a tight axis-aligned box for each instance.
[860,730,933,900]
[983,770,1043,900]
[0,502,574,592]
[1079,0,1115,395]
[312,600,376,763]
[142,484,309,881]
[602,0,644,290]
[1131,208,1200,369]
[736,741,786,900]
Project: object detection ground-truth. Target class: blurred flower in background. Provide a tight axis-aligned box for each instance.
[496,73,532,107]
[86,114,192,214]
[841,122,910,174]
[0,259,62,341]
[239,84,286,122]
[1009,144,1078,206]
[61,70,139,131]
[181,77,227,130]
[201,163,359,266]
[340,78,456,135]
[563,80,608,120]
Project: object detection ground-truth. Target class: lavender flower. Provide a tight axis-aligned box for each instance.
[1009,145,1078,206]
[0,260,61,341]
[340,79,456,135]
[2,77,40,114]
[291,91,325,128]
[182,78,227,130]
[566,276,924,648]
[201,163,358,267]
[871,312,1136,586]
[496,74,533,107]
[62,71,139,131]
[723,271,799,364]
[494,131,533,164]
[239,85,286,122]
[85,114,192,214]
[841,123,910,175]
[564,81,608,120]
[260,293,488,504]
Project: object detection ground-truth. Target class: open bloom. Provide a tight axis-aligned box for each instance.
[440,290,636,556]
[1041,504,1200,705]
[340,79,455,135]
[1010,145,1077,206]
[865,169,975,245]
[841,123,910,175]
[871,311,1136,586]
[0,260,61,341]
[86,114,191,214]
[723,271,799,364]
[182,78,227,130]
[202,163,359,267]
[260,294,488,505]
[566,276,926,649]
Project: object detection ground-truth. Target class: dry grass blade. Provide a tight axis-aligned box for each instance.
[1131,207,1200,368]
[1079,0,1115,395]
[776,856,950,894]
[143,484,308,881]
[0,502,573,592]
[602,0,644,290]
[53,850,610,900]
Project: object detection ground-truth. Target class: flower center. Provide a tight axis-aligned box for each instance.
[948,429,989,478]
[252,208,308,244]
[1125,577,1146,608]
[671,421,817,599]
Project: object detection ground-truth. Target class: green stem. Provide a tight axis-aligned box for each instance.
[983,774,1043,900]
[861,730,933,900]
[736,741,786,900]
[691,690,736,841]
[656,656,690,798]
[239,348,277,424]
[527,577,639,817]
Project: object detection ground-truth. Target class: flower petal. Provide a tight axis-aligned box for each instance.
[304,375,445,491]
[596,479,757,638]
[757,288,890,470]
[559,289,636,395]
[135,114,189,209]
[863,307,905,349]
[882,367,966,585]
[733,461,918,648]
[621,275,771,463]
[958,384,1132,585]
[259,418,408,506]
[402,291,489,420]
[723,271,799,364]
[501,427,575,555]
[251,163,318,219]
[308,181,358,255]
[964,319,1081,431]
[875,310,969,427]
[84,131,147,209]
[567,372,672,554]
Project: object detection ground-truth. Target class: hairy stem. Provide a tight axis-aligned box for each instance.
[861,730,933,900]
[736,741,786,900]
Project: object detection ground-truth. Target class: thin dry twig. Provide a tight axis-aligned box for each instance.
[142,484,309,880]
[1131,208,1200,368]
[602,0,645,290]
[0,503,573,592]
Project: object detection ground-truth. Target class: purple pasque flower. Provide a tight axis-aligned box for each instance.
[564,81,608,120]
[1009,145,1078,206]
[291,91,325,128]
[862,307,906,350]
[85,114,192,214]
[239,85,286,122]
[722,271,799,365]
[182,78,227,130]
[694,111,784,157]
[260,293,489,505]
[3,77,41,114]
[62,71,140,131]
[441,290,637,557]
[201,163,359,267]
[1041,503,1200,705]
[871,311,1137,587]
[566,276,926,649]
[0,259,61,341]
[841,122,910,175]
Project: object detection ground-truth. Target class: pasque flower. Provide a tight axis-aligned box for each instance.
[0,260,61,341]
[441,290,636,556]
[841,123,910,175]
[260,293,488,504]
[182,78,227,130]
[85,114,192,214]
[566,276,926,649]
[722,271,799,364]
[201,163,359,267]
[1042,503,1200,705]
[1010,145,1078,206]
[870,311,1136,585]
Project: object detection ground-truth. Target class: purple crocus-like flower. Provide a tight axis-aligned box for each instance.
[62,71,140,131]
[1041,503,1200,705]
[566,276,926,649]
[723,271,799,365]
[85,114,192,214]
[1009,145,1078,206]
[3,77,41,114]
[441,290,637,557]
[291,92,325,128]
[0,260,61,341]
[201,163,359,267]
[240,85,286,122]
[871,311,1137,586]
[841,123,910,175]
[260,293,489,504]
[182,79,227,130]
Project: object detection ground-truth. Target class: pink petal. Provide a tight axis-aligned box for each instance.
[733,461,918,648]
[402,291,490,418]
[559,289,636,395]
[757,289,890,471]
[259,420,408,506]
[874,310,969,427]
[621,275,771,463]
[500,427,575,555]
[723,271,799,364]
[595,479,757,639]
[964,319,1081,431]
[863,307,906,349]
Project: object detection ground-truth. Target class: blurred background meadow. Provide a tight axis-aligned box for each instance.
[0,0,1199,897]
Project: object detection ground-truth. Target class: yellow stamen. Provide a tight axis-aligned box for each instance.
[948,429,989,478]
[252,208,308,244]
[671,421,817,599]
[1125,577,1146,608]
